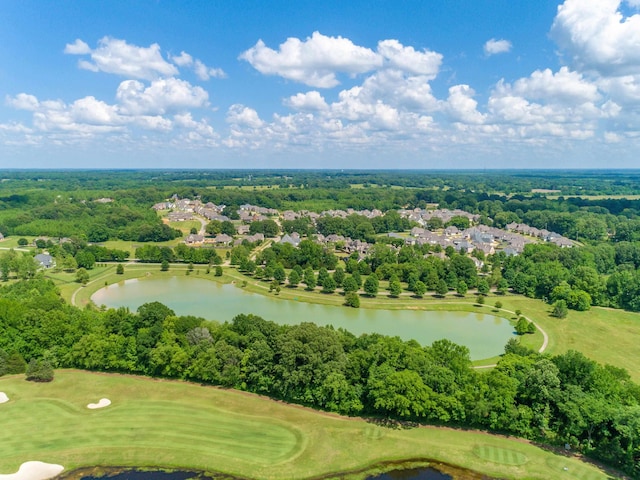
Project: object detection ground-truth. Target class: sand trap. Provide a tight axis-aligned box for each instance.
[87,398,111,409]
[0,461,64,480]
[0,392,8,404]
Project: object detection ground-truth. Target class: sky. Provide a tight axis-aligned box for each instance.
[1,0,640,169]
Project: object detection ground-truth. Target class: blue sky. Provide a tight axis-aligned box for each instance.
[1,0,640,169]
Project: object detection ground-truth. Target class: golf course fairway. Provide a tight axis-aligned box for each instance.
[0,370,612,480]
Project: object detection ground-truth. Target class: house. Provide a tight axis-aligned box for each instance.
[280,233,301,247]
[35,253,55,269]
[185,234,204,245]
[213,234,234,246]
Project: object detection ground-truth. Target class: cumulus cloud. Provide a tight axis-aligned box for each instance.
[446,85,486,124]
[551,0,640,76]
[170,51,226,80]
[170,51,193,67]
[116,78,209,115]
[226,104,264,128]
[239,31,382,88]
[6,93,39,111]
[66,37,179,80]
[377,39,442,78]
[508,67,600,104]
[285,91,328,111]
[64,39,91,55]
[483,38,512,56]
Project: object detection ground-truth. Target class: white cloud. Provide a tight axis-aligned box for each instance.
[551,0,640,76]
[377,39,442,78]
[6,93,39,111]
[170,51,193,67]
[116,78,209,115]
[64,39,91,55]
[285,91,328,111]
[193,60,226,80]
[483,38,512,56]
[226,104,264,128]
[239,31,382,88]
[67,37,178,80]
[446,85,486,124]
[509,67,600,104]
[70,96,122,125]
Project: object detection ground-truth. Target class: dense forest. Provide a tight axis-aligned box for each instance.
[0,277,638,476]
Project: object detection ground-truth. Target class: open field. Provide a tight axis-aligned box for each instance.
[0,370,615,480]
[56,264,640,380]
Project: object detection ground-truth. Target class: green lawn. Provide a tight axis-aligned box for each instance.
[0,370,615,480]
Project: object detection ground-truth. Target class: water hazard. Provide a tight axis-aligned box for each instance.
[92,276,514,360]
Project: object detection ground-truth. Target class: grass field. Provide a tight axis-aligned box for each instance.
[0,370,615,480]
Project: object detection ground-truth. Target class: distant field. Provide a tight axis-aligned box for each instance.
[0,370,612,480]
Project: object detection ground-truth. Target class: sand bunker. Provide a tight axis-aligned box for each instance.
[0,461,64,480]
[0,392,8,404]
[87,398,111,409]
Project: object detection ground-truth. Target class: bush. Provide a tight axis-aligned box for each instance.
[344,291,360,308]
[25,358,54,382]
[552,300,568,318]
[116,264,124,275]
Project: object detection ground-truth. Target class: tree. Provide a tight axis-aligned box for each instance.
[389,278,402,297]
[476,295,485,305]
[303,267,316,290]
[332,267,345,287]
[494,301,503,310]
[75,268,90,285]
[190,227,198,235]
[456,281,468,296]
[288,269,301,287]
[161,259,169,271]
[25,358,54,382]
[364,275,379,297]
[344,291,360,308]
[342,276,358,293]
[17,238,28,246]
[214,266,223,277]
[435,279,448,297]
[273,264,286,284]
[322,276,337,294]
[75,251,96,270]
[497,278,509,295]
[116,264,124,275]
[552,299,568,318]
[413,280,427,298]
[477,279,490,296]
[515,317,530,335]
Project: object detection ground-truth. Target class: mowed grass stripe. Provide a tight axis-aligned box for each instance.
[1,400,301,464]
[473,445,528,466]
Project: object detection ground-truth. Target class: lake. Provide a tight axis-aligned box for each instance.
[91,276,514,360]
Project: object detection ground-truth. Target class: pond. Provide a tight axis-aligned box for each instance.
[91,276,514,360]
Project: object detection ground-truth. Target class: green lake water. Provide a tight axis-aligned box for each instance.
[91,276,514,360]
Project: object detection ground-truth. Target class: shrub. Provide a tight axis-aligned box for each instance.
[344,291,360,308]
[25,358,54,382]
